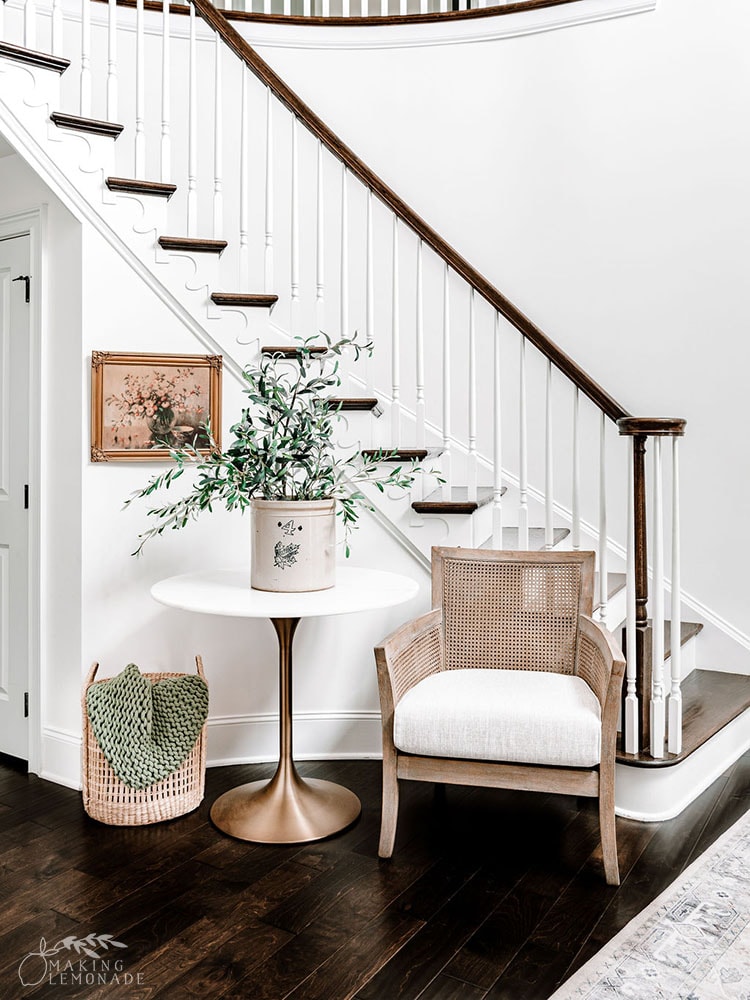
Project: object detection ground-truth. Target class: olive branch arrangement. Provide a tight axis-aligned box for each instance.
[126,334,431,556]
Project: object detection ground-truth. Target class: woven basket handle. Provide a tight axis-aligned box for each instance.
[81,662,99,713]
[195,654,206,681]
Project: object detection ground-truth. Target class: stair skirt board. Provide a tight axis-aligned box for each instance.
[615,708,750,821]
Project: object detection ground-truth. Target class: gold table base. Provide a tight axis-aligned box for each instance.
[210,616,362,844]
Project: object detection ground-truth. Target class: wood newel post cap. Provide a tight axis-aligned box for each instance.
[617,417,686,437]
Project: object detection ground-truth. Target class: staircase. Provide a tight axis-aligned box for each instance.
[0,0,748,818]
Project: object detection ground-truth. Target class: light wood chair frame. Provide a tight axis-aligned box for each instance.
[374,547,626,885]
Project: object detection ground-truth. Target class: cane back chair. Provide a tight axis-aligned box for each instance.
[374,547,626,884]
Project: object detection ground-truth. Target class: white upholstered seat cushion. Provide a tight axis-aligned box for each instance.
[393,668,601,768]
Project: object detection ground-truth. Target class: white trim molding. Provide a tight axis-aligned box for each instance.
[615,708,750,822]
[240,0,657,51]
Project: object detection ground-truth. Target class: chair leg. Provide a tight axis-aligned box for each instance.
[378,749,399,859]
[599,772,620,886]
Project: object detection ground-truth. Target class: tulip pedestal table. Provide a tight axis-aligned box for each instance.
[151,567,419,844]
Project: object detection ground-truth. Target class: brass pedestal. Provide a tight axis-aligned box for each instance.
[210,616,362,844]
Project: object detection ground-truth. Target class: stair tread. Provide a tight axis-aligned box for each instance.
[593,571,627,611]
[617,669,750,768]
[212,294,278,307]
[106,177,177,198]
[0,41,70,74]
[361,448,434,462]
[159,236,227,253]
[261,343,324,354]
[50,112,124,137]
[651,619,703,659]
[480,527,570,551]
[413,486,499,514]
[326,398,379,411]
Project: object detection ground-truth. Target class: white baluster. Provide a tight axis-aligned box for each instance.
[467,288,477,500]
[572,389,580,549]
[651,437,666,759]
[518,337,529,549]
[264,88,274,292]
[316,142,325,331]
[342,0,350,16]
[24,0,36,51]
[439,0,449,11]
[624,436,639,754]
[322,0,331,14]
[365,188,374,394]
[106,0,118,121]
[187,3,197,234]
[284,0,291,15]
[51,0,63,55]
[545,359,553,547]
[391,217,401,444]
[492,311,502,548]
[668,436,682,754]
[415,240,425,450]
[239,69,249,288]
[380,0,388,14]
[441,262,451,500]
[400,0,408,14]
[361,0,369,14]
[340,165,349,335]
[213,36,223,239]
[598,411,608,621]
[304,0,312,13]
[420,0,428,10]
[134,0,145,174]
[80,0,91,116]
[264,0,272,12]
[290,116,300,335]
[159,0,169,181]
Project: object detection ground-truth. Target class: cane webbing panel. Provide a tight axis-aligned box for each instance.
[441,557,582,674]
[577,630,609,707]
[391,624,443,705]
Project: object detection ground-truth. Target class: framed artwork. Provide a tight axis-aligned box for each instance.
[91,351,222,462]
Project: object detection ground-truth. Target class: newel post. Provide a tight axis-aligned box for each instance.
[617,417,686,758]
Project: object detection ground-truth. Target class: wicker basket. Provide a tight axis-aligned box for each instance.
[82,656,207,826]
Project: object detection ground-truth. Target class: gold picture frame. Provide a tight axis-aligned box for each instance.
[91,351,222,462]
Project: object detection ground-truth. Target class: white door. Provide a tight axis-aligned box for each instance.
[0,234,30,760]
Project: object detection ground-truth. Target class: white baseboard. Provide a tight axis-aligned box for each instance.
[37,712,383,789]
[40,726,82,790]
[615,709,750,821]
[40,708,750,825]
[205,711,383,766]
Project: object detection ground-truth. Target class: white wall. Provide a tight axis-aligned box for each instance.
[0,149,428,785]
[246,0,750,638]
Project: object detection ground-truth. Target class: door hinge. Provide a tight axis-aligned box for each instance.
[12,275,30,304]
[24,692,29,718]
[24,484,29,510]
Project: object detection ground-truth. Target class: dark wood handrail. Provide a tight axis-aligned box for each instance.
[191,0,630,424]
[223,0,588,28]
[618,417,686,437]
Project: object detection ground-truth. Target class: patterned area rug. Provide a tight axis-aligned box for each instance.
[550,808,750,999]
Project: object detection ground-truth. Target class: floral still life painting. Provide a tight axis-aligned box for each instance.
[91,352,222,462]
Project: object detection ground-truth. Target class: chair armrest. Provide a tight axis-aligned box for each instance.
[577,614,627,710]
[374,608,444,716]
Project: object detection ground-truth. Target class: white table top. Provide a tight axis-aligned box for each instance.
[151,566,420,619]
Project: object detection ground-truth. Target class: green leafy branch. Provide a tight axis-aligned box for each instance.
[126,334,432,557]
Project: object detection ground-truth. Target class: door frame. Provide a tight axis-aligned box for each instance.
[0,207,44,773]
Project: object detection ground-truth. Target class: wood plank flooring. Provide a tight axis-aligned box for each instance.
[0,752,747,1000]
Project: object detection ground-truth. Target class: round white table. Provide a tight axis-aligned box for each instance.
[151,567,419,845]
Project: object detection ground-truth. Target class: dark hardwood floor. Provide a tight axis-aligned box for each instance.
[0,751,748,999]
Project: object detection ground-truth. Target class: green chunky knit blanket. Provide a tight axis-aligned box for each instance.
[86,663,209,789]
